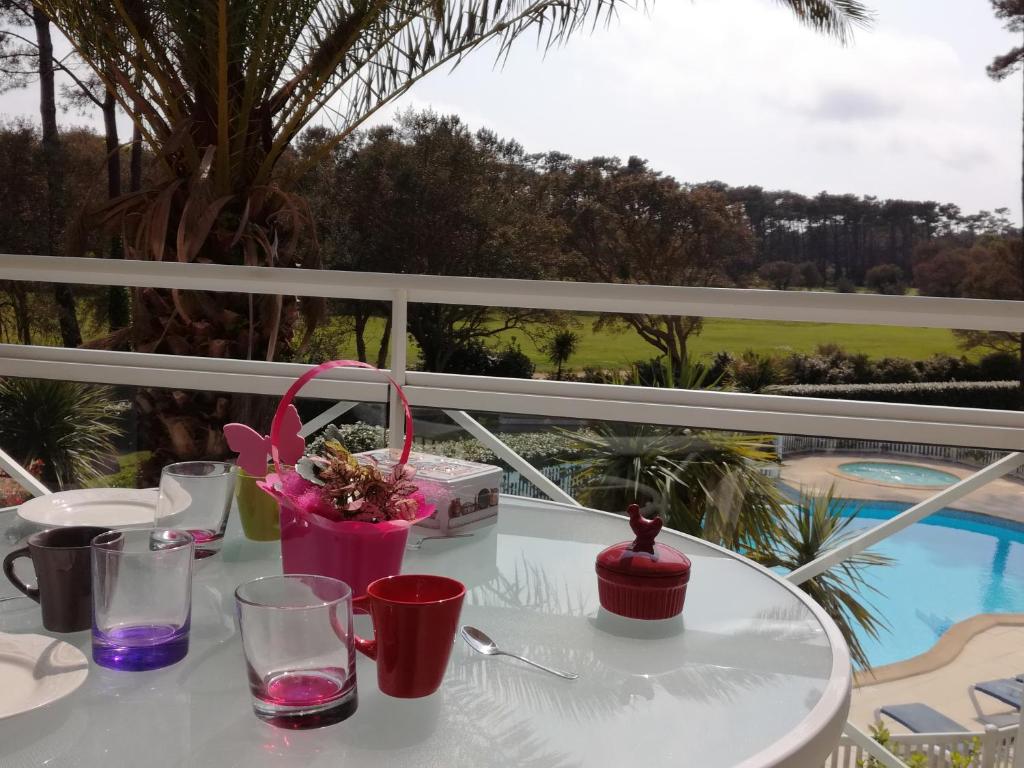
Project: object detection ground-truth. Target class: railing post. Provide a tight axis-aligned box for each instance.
[843,722,908,768]
[1013,707,1024,768]
[981,724,997,768]
[388,289,408,453]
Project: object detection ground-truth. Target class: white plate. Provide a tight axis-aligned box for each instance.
[17,488,158,528]
[0,633,88,720]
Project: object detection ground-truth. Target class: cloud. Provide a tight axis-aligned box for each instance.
[801,86,901,121]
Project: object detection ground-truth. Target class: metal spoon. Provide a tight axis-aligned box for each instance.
[406,533,474,550]
[460,625,578,680]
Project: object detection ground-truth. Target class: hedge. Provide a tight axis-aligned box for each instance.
[765,380,1022,409]
[326,423,594,465]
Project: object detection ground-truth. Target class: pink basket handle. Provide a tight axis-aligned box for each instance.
[269,360,413,477]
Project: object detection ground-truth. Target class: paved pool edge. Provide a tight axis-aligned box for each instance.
[854,612,1024,687]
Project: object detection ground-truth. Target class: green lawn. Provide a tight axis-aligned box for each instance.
[313,314,970,374]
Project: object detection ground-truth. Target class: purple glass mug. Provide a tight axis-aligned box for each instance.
[91,528,195,671]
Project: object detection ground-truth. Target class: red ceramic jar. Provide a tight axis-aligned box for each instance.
[595,505,691,620]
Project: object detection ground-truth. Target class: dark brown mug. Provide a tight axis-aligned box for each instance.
[3,526,110,632]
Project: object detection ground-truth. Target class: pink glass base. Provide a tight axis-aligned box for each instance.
[186,528,224,559]
[251,668,357,729]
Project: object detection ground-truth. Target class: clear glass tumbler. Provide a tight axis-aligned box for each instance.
[234,575,357,729]
[157,461,236,558]
[91,528,195,671]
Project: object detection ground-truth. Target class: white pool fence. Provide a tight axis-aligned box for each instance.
[826,724,1016,768]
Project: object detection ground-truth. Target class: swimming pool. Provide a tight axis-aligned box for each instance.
[836,501,1024,667]
[837,461,960,488]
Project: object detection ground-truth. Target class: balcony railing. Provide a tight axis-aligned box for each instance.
[3,253,1024,768]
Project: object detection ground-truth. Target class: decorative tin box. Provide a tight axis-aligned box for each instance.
[595,504,691,620]
[356,449,500,533]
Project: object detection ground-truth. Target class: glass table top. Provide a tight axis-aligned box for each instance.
[0,496,850,768]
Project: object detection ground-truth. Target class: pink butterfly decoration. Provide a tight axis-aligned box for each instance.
[224,405,305,477]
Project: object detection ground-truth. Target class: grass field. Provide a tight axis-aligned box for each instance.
[313,314,971,373]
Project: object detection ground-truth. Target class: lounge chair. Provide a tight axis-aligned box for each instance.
[971,678,1023,710]
[876,703,966,733]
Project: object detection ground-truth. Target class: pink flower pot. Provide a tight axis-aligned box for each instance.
[279,501,411,598]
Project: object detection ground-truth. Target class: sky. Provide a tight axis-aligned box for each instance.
[3,0,1021,223]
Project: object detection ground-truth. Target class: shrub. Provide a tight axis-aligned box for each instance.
[418,429,596,466]
[443,342,496,375]
[864,263,907,295]
[797,261,823,289]
[729,351,781,392]
[626,357,718,389]
[441,341,535,379]
[766,380,1021,409]
[873,357,922,384]
[491,342,536,379]
[836,276,856,293]
[917,354,978,382]
[706,351,734,385]
[628,358,673,387]
[979,351,1021,381]
[0,379,126,488]
[759,261,800,290]
[578,366,614,384]
[332,423,387,452]
[785,349,864,385]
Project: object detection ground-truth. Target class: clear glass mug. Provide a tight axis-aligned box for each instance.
[157,461,236,558]
[234,575,357,730]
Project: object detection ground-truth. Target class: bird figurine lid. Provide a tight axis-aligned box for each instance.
[596,504,691,579]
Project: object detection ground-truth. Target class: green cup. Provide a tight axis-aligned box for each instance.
[235,466,281,542]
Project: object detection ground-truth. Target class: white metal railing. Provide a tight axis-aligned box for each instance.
[828,724,1016,768]
[4,253,1024,768]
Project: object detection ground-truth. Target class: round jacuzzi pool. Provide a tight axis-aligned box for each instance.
[837,461,959,488]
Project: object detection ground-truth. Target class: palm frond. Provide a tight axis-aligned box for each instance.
[776,0,873,43]
[0,378,125,489]
[565,423,785,550]
[751,485,892,669]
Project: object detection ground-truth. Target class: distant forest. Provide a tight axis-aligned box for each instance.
[1,111,1020,375]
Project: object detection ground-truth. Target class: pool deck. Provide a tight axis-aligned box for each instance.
[849,620,1024,733]
[780,452,1024,735]
[780,453,1024,524]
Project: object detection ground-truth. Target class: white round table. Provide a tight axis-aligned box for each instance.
[0,497,850,767]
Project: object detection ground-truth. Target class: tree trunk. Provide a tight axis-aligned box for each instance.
[12,285,31,345]
[129,122,143,193]
[34,6,82,348]
[102,87,130,332]
[102,90,121,201]
[353,313,368,363]
[375,315,392,370]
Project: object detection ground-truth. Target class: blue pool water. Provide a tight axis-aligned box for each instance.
[838,502,1024,667]
[838,461,959,488]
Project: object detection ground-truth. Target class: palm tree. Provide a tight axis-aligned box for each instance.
[750,486,892,670]
[568,424,785,553]
[544,330,580,380]
[34,0,871,473]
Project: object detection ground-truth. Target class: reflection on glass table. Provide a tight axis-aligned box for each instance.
[0,496,850,768]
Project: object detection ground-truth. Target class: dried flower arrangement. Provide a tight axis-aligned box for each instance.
[279,425,427,524]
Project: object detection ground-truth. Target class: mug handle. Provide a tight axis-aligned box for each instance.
[2,547,39,602]
[350,594,377,660]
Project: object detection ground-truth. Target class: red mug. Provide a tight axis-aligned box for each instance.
[353,574,465,698]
